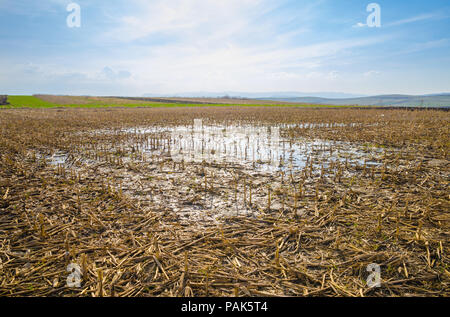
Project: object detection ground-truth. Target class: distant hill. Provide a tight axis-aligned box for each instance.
[142,92,450,107]
[143,91,366,99]
[258,94,450,107]
[424,93,450,97]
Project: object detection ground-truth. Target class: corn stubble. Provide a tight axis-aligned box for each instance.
[0,107,448,297]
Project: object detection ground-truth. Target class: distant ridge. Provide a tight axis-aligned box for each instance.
[259,94,450,107]
[143,91,367,99]
[141,92,450,107]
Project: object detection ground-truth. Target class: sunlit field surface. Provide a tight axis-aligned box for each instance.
[2,95,343,109]
[0,107,448,297]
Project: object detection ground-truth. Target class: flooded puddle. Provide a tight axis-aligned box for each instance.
[40,120,387,226]
[98,120,383,173]
[48,152,68,165]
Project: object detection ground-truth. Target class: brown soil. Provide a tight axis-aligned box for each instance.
[34,95,307,105]
[34,95,153,105]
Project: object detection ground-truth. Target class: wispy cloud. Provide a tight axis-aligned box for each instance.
[91,0,389,93]
[364,70,380,77]
[106,0,270,43]
[0,0,72,15]
[106,35,388,93]
[352,22,367,28]
[386,13,439,27]
[407,38,450,52]
[353,11,446,29]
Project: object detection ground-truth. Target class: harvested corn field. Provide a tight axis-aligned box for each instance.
[0,107,448,297]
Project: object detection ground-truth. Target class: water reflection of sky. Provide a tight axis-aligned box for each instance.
[125,121,383,172]
[53,121,383,171]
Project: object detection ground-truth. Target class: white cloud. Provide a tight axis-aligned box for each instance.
[268,72,301,80]
[386,13,437,27]
[353,12,442,29]
[327,71,339,80]
[85,0,389,94]
[0,0,72,15]
[409,38,450,51]
[364,70,380,77]
[107,0,269,43]
[110,35,386,92]
[100,67,132,80]
[352,22,367,28]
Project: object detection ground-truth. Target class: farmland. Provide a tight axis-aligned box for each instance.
[0,106,448,297]
[2,95,341,109]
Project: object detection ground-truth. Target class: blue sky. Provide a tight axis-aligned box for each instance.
[0,0,449,96]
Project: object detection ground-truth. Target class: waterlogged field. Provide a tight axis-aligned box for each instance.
[0,107,448,297]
